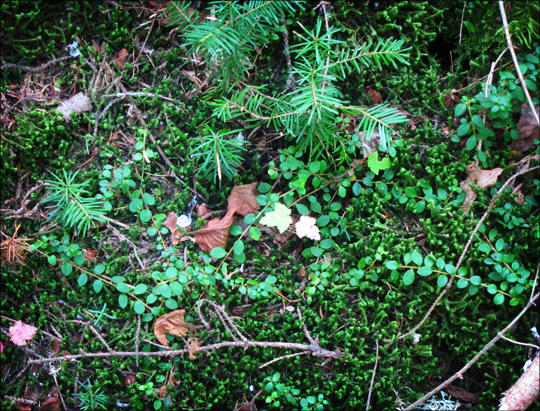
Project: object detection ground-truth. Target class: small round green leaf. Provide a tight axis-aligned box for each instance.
[48,255,57,266]
[385,260,399,270]
[61,263,72,276]
[493,293,504,305]
[118,294,128,308]
[94,264,106,275]
[143,193,155,206]
[140,209,152,223]
[116,283,131,293]
[133,301,146,314]
[233,240,245,255]
[78,273,88,286]
[210,247,227,259]
[403,269,415,286]
[437,275,448,288]
[133,284,148,295]
[249,227,261,241]
[417,266,432,276]
[93,280,103,293]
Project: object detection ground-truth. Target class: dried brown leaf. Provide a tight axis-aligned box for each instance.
[196,204,214,219]
[112,48,129,71]
[228,183,260,216]
[39,397,60,411]
[193,209,235,252]
[187,337,201,360]
[460,163,503,210]
[83,249,97,260]
[154,310,200,346]
[512,104,540,155]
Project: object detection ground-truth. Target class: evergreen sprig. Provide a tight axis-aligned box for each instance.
[167,1,300,90]
[42,170,107,237]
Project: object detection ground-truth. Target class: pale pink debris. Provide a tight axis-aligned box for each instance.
[295,216,321,241]
[9,321,37,346]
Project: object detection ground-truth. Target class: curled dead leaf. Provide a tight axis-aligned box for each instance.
[122,374,136,387]
[82,249,97,260]
[112,48,129,71]
[511,104,540,155]
[154,310,200,346]
[187,337,202,360]
[228,183,260,216]
[193,209,235,252]
[196,204,214,219]
[39,397,60,411]
[459,163,503,210]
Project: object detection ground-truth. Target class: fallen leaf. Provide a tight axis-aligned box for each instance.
[260,203,292,234]
[50,339,61,355]
[295,216,321,241]
[112,48,129,71]
[193,209,235,252]
[15,402,32,411]
[365,86,382,103]
[511,104,539,155]
[196,204,214,219]
[154,310,200,346]
[446,384,479,404]
[122,374,136,386]
[9,321,37,346]
[228,183,260,216]
[443,89,460,108]
[39,397,60,411]
[459,163,503,210]
[187,337,201,360]
[82,249,97,260]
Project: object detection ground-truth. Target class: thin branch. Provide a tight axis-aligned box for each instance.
[259,351,309,369]
[403,292,539,410]
[1,55,75,72]
[366,338,379,411]
[498,1,539,125]
[499,334,540,350]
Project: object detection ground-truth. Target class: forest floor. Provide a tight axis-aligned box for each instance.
[1,1,539,411]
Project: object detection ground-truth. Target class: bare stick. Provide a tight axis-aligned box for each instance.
[403,292,539,410]
[259,351,309,369]
[1,55,75,72]
[135,315,141,368]
[498,1,539,125]
[499,334,540,350]
[459,2,467,45]
[530,262,539,301]
[198,299,248,343]
[297,306,317,345]
[4,396,37,406]
[395,165,540,342]
[28,339,344,364]
[366,339,379,411]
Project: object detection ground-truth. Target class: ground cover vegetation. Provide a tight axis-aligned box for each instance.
[1,0,539,410]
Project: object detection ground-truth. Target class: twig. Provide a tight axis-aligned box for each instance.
[485,47,508,97]
[498,1,539,125]
[459,2,467,45]
[530,262,539,301]
[4,396,37,405]
[135,315,141,368]
[259,351,309,369]
[366,338,379,411]
[28,339,344,364]
[499,334,540,350]
[403,292,539,410]
[94,97,121,136]
[297,306,317,345]
[395,165,540,342]
[1,55,75,72]
[52,372,67,411]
